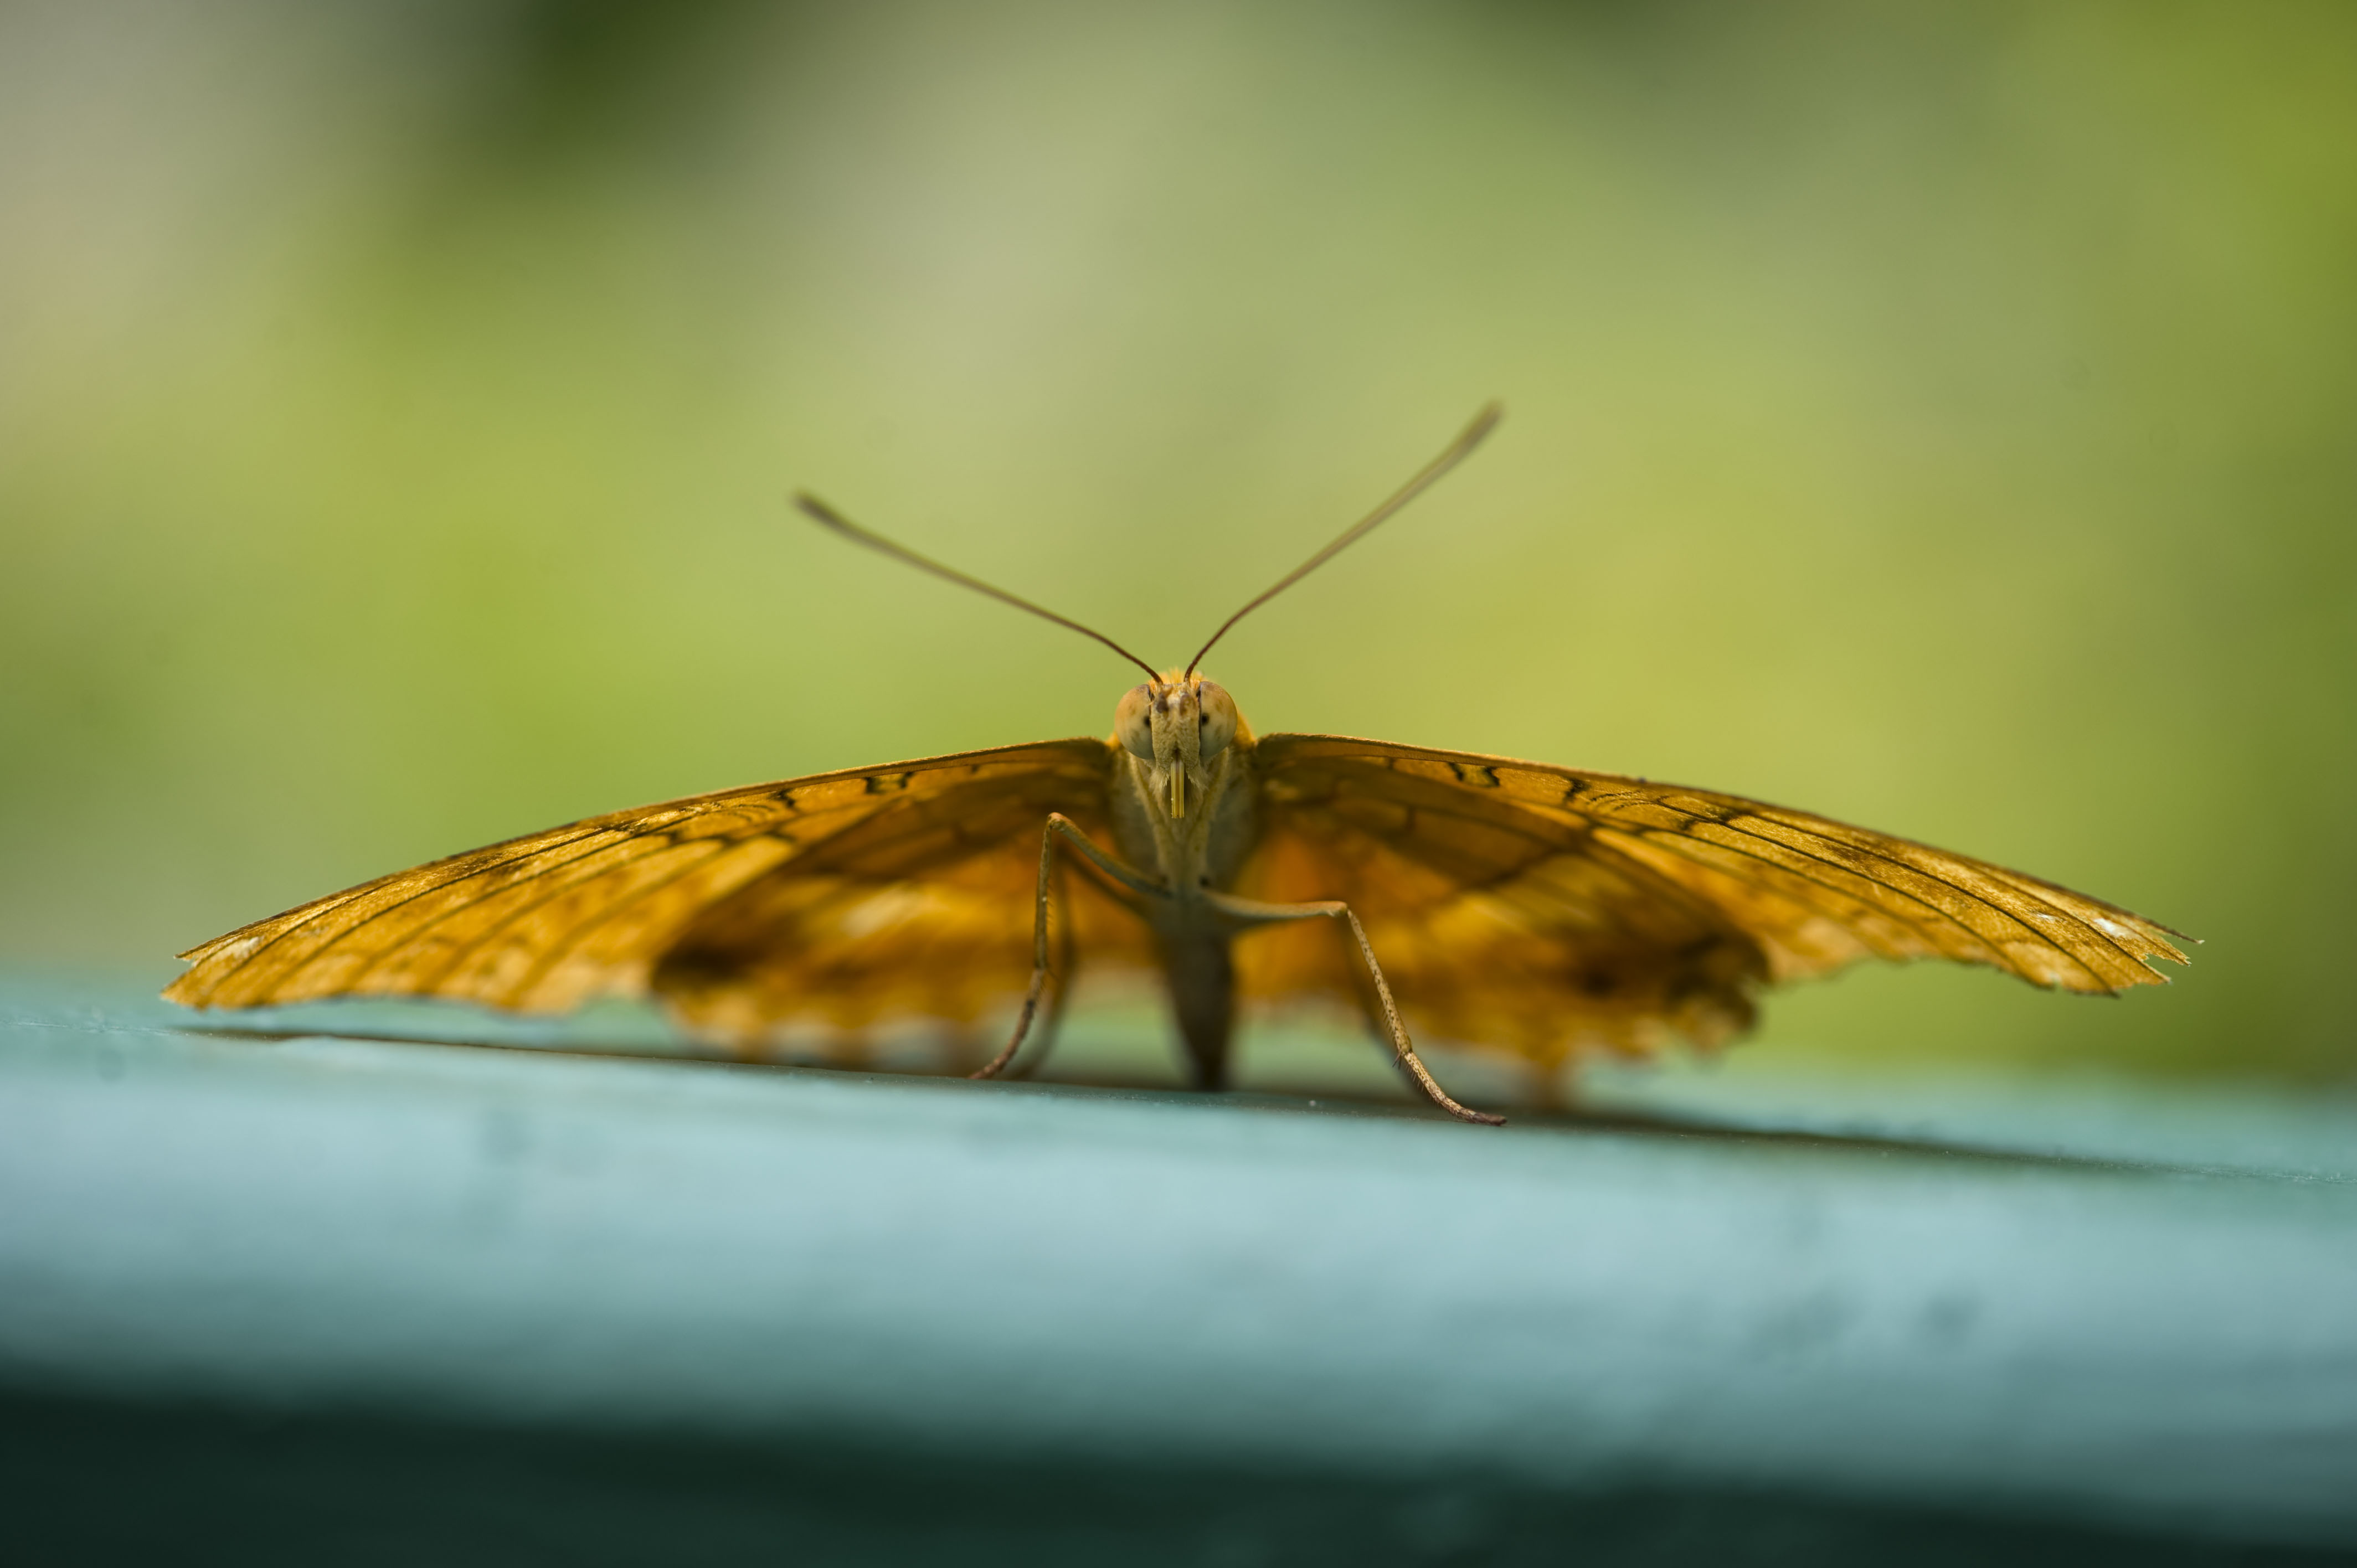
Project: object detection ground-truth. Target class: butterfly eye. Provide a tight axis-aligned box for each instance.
[1114,685,1156,761]
[1195,681,1237,759]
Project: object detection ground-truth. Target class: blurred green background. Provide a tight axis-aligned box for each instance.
[2,1,2350,1084]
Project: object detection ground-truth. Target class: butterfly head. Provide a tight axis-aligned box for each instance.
[1116,671,1241,818]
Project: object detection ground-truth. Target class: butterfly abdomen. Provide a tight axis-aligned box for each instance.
[1156,926,1238,1090]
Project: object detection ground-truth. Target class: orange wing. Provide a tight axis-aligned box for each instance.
[167,740,1146,1046]
[1237,734,2189,1068]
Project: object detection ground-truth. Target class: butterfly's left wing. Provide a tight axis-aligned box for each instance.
[1238,734,2188,1066]
[167,739,1150,1046]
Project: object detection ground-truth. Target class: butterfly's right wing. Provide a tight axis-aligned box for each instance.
[167,739,1148,1042]
[1238,733,2187,1066]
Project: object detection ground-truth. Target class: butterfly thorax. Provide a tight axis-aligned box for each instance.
[1110,739,1259,901]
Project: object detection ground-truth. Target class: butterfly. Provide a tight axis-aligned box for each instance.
[164,406,2188,1124]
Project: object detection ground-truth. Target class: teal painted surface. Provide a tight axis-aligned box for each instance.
[2,974,2354,1554]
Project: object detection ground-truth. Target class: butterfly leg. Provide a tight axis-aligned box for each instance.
[1203,890,1505,1126]
[1007,855,1077,1081]
[971,813,1164,1082]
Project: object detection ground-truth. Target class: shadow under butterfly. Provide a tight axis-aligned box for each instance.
[166,407,2188,1124]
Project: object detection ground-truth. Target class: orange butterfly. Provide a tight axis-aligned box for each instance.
[165,407,2186,1124]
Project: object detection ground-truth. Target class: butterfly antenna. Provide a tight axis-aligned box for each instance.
[795,493,1161,680]
[1185,402,1502,675]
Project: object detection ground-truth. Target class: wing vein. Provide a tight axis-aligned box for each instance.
[352,831,764,999]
